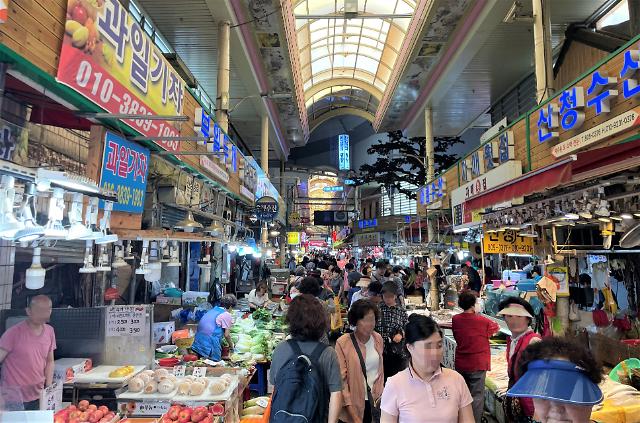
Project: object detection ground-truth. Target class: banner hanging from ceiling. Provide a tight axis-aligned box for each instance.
[56,0,184,153]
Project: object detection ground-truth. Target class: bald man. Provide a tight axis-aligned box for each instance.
[0,295,56,410]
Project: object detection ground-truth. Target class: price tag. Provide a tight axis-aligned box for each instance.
[106,305,145,337]
[192,367,207,378]
[172,365,186,377]
[130,400,171,416]
[256,397,269,408]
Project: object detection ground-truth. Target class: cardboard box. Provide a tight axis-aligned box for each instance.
[181,291,210,306]
[153,321,176,345]
[53,358,92,383]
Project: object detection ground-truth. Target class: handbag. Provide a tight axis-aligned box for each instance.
[350,334,381,423]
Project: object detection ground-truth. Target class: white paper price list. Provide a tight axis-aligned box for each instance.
[130,401,170,416]
[106,306,145,337]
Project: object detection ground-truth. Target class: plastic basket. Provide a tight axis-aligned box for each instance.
[175,337,194,349]
[609,358,640,383]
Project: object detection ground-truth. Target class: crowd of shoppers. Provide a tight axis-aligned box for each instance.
[268,254,603,423]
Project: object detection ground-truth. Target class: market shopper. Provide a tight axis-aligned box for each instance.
[331,267,344,295]
[506,337,603,423]
[497,297,541,422]
[351,276,372,306]
[371,261,387,285]
[461,262,482,294]
[336,300,384,423]
[0,295,56,411]
[375,282,408,380]
[390,266,405,307]
[191,294,237,361]
[247,281,269,310]
[270,294,342,423]
[380,314,474,423]
[452,292,500,422]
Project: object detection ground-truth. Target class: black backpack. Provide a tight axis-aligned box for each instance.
[270,340,328,423]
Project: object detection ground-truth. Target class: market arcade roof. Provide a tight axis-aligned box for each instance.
[294,0,417,132]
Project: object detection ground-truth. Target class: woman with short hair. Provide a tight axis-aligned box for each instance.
[248,281,269,310]
[336,300,384,423]
[269,295,342,423]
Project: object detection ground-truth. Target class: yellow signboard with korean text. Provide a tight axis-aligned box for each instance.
[482,230,534,255]
[287,232,300,245]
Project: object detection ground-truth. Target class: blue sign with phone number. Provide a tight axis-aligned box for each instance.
[100,131,150,213]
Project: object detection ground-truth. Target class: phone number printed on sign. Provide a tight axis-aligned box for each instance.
[483,230,534,255]
[106,306,145,337]
[56,0,184,153]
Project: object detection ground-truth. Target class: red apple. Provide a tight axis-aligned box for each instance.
[88,404,98,411]
[79,411,89,421]
[191,406,208,423]
[69,410,81,420]
[200,418,212,423]
[160,417,173,423]
[68,419,80,423]
[98,405,109,415]
[88,412,101,423]
[210,403,225,416]
[167,405,181,420]
[68,405,77,411]
[53,417,65,423]
[71,4,88,25]
[178,408,192,423]
[105,412,115,421]
[78,400,90,411]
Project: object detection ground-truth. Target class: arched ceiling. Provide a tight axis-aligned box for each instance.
[293,0,417,130]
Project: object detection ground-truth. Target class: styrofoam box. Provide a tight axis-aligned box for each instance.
[153,321,176,345]
[53,358,92,383]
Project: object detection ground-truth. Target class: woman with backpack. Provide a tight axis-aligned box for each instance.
[269,294,343,423]
[336,299,384,423]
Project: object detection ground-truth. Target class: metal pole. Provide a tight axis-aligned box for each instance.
[216,21,231,133]
[261,115,269,175]
[280,160,286,266]
[532,0,554,102]
[630,0,640,36]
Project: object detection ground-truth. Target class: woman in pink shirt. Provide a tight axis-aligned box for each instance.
[380,315,474,423]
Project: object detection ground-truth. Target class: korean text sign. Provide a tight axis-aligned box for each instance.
[482,230,534,255]
[56,0,184,153]
[100,132,149,213]
[338,134,350,170]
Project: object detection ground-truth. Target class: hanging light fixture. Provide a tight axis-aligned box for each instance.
[95,200,118,244]
[66,193,92,240]
[204,218,224,237]
[13,183,44,243]
[136,240,150,275]
[79,240,97,274]
[112,241,128,268]
[25,247,46,289]
[167,241,181,267]
[43,188,67,238]
[144,241,162,281]
[95,245,111,272]
[595,199,610,217]
[175,210,203,232]
[36,168,100,194]
[0,175,23,239]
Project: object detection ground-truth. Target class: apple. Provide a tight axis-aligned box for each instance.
[178,407,192,423]
[88,412,101,423]
[69,410,81,420]
[68,419,80,423]
[167,405,181,420]
[94,410,104,420]
[53,417,65,423]
[210,403,225,416]
[98,405,109,415]
[68,405,77,411]
[201,418,213,423]
[89,404,98,411]
[160,417,174,423]
[79,411,89,421]
[78,400,90,411]
[71,4,88,25]
[191,406,208,423]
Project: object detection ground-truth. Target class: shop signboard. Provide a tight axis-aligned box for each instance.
[356,232,380,247]
[358,219,378,229]
[451,160,522,227]
[288,211,301,226]
[482,230,534,255]
[200,155,229,183]
[0,117,28,164]
[287,231,300,245]
[100,131,149,213]
[255,196,278,221]
[323,186,343,192]
[338,134,350,170]
[547,266,569,297]
[56,0,184,153]
[418,176,446,207]
[535,40,640,156]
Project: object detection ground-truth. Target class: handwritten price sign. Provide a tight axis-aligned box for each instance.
[106,305,145,337]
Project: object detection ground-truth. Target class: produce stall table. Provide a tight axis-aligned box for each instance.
[69,365,147,410]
